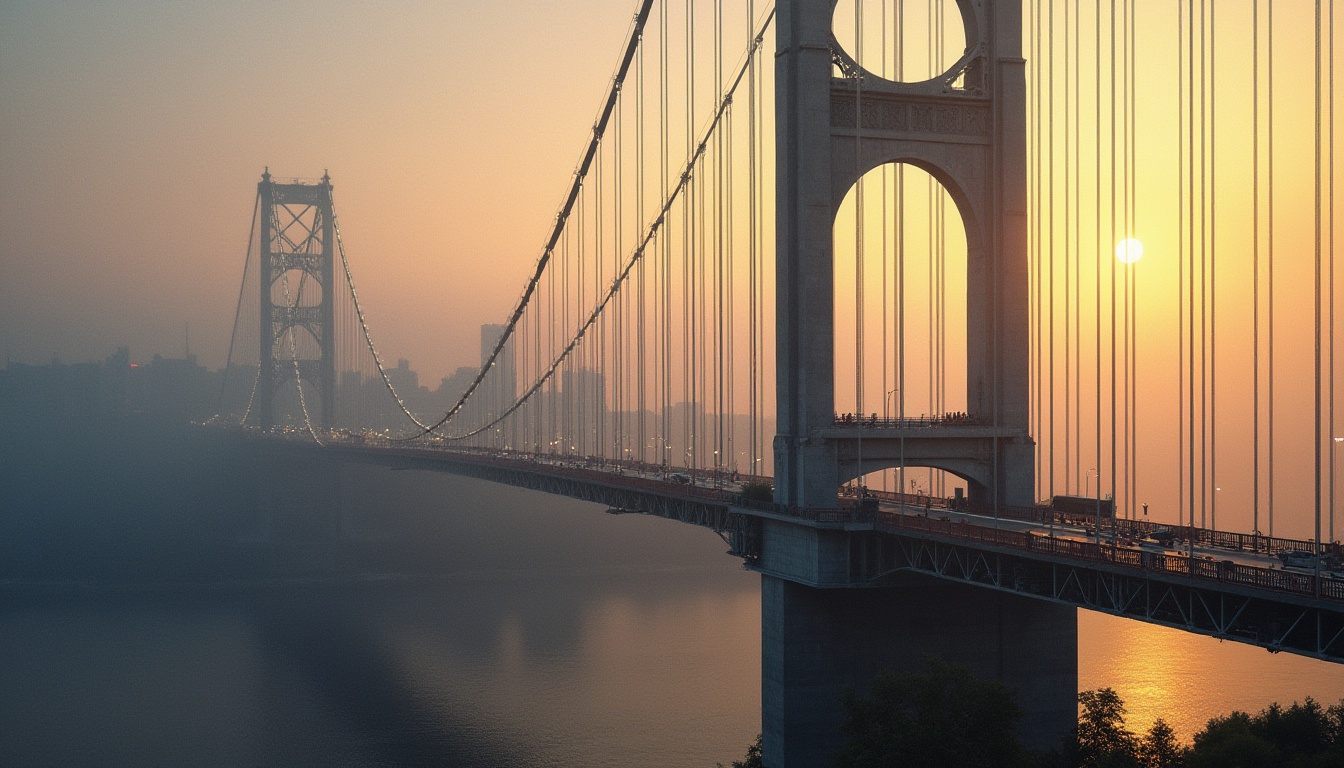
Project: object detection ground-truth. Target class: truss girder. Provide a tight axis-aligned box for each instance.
[861,530,1344,663]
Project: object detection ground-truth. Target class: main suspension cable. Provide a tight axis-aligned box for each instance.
[435,9,777,442]
[331,209,432,432]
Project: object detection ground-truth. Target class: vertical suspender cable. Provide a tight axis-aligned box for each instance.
[1048,0,1056,500]
[882,0,889,434]
[1110,0,1119,531]
[1073,0,1082,493]
[1064,0,1072,494]
[1131,0,1139,520]
[1269,0,1277,536]
[1204,0,1214,529]
[747,0,757,475]
[897,0,906,492]
[1187,0,1197,533]
[220,196,259,420]
[714,0,723,476]
[661,0,670,468]
[1254,0,1262,538]
[856,0,865,423]
[1209,0,1217,532]
[615,90,624,461]
[637,32,647,463]
[1315,0,1325,568]
[725,16,735,478]
[1178,0,1187,531]
[1096,0,1104,527]
[685,0,694,469]
[1032,0,1043,493]
[1330,0,1337,543]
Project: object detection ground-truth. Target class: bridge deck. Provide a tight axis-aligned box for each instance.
[228,429,1344,663]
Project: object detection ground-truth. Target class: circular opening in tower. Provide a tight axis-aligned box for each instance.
[833,161,968,423]
[832,0,970,85]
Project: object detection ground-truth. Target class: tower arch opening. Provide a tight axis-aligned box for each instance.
[832,161,968,427]
[846,465,971,503]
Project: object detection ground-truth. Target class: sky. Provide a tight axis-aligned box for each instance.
[0,0,636,380]
[2,0,1341,533]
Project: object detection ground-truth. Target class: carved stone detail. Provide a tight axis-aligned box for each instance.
[831,95,990,137]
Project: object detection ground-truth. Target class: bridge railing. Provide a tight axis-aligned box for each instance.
[832,413,989,428]
[839,485,1333,559]
[858,509,1344,602]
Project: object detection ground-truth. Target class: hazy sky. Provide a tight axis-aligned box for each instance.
[0,0,636,380]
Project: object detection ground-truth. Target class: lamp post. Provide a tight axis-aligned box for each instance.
[885,388,899,420]
[1332,437,1343,546]
[1084,468,1101,546]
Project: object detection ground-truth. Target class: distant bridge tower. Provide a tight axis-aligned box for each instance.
[764,3,1073,765]
[256,170,336,430]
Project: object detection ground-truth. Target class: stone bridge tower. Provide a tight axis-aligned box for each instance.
[764,3,1074,766]
[774,0,1033,510]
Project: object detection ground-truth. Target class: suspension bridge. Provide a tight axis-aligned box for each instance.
[212,0,1344,763]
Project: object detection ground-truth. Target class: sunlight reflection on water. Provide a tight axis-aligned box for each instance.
[1079,609,1344,741]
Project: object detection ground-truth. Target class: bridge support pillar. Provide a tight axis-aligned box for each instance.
[761,573,1076,767]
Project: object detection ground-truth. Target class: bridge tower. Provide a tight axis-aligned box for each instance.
[256,170,336,431]
[764,3,1074,765]
[775,0,1032,510]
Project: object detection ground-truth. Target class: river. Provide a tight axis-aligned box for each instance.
[3,459,1344,766]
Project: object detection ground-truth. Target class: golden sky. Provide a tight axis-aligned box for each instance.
[2,0,1340,533]
[0,0,636,378]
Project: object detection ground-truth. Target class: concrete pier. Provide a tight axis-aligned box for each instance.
[761,573,1077,767]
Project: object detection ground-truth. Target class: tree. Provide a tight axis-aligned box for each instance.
[1075,688,1141,768]
[1185,711,1277,768]
[1136,719,1184,768]
[834,657,1034,768]
[717,734,762,768]
[739,482,773,504]
[1186,698,1344,768]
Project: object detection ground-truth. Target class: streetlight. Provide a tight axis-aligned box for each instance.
[1083,468,1101,545]
[1332,437,1344,545]
[885,388,899,420]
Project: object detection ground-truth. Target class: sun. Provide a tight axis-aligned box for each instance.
[1116,238,1144,264]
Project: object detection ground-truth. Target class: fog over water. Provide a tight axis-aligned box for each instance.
[4,400,1344,765]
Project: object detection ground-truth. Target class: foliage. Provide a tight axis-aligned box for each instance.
[1075,688,1142,767]
[731,680,1344,768]
[834,657,1034,768]
[717,734,762,768]
[1186,698,1344,768]
[1136,719,1183,768]
[739,482,773,504]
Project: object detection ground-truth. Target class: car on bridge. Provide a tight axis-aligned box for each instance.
[1279,550,1319,570]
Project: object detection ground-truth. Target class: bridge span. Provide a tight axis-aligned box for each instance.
[212,0,1344,760]
[242,429,1344,667]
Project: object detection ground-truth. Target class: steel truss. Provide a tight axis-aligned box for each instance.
[851,530,1344,663]
[257,170,336,430]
